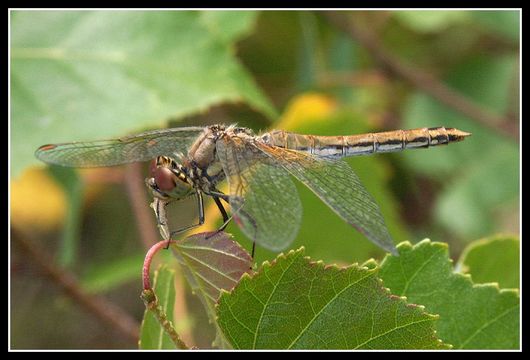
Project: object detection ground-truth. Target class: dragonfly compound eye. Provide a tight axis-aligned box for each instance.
[154,166,177,192]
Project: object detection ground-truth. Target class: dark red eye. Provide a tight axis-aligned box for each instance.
[154,166,176,192]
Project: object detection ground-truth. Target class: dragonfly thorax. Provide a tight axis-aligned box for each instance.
[146,156,195,201]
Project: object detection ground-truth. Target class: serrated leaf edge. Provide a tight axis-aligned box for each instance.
[216,246,378,301]
[388,239,520,295]
[216,246,451,349]
[380,239,520,349]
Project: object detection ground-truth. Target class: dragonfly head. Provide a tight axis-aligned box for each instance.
[146,156,195,201]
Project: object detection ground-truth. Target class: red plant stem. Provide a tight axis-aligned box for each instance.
[141,239,190,349]
[143,240,177,290]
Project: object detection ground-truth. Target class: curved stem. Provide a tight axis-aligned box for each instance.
[141,240,190,350]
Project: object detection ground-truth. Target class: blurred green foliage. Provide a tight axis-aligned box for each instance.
[403,55,519,241]
[10,10,519,349]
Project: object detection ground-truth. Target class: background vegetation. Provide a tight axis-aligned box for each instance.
[10,10,519,349]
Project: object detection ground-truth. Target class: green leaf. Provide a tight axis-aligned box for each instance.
[447,55,517,116]
[217,247,449,350]
[394,10,470,33]
[11,10,276,177]
[403,55,518,174]
[433,146,519,238]
[172,231,253,348]
[457,235,520,289]
[296,12,318,91]
[198,11,257,44]
[327,31,359,72]
[81,253,145,293]
[47,166,83,267]
[471,10,520,42]
[139,265,177,350]
[379,240,520,349]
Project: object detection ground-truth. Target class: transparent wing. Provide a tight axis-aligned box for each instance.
[216,135,302,251]
[35,126,205,167]
[257,145,398,255]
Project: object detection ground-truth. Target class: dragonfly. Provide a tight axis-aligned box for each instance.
[36,124,470,256]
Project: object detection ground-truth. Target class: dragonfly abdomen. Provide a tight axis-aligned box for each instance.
[264,127,470,157]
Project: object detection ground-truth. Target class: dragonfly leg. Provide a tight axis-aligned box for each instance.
[203,188,231,237]
[251,241,256,259]
[204,188,230,202]
[205,198,233,240]
[232,206,259,260]
[207,192,258,260]
[151,197,171,243]
[213,196,230,228]
[239,208,258,260]
[166,191,205,248]
[205,192,251,241]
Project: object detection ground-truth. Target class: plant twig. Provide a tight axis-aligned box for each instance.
[12,230,139,343]
[322,11,518,140]
[140,289,190,350]
[141,240,190,350]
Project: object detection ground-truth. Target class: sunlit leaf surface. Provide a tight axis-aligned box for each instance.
[217,247,449,349]
[457,235,520,289]
[379,240,520,349]
[11,10,275,176]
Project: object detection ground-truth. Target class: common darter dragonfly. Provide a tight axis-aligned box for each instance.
[36,124,470,255]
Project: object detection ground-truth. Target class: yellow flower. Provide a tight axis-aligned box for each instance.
[277,93,337,131]
[11,168,66,231]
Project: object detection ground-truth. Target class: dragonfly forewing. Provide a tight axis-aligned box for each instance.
[216,135,302,251]
[35,127,205,167]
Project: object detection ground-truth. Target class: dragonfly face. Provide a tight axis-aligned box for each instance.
[145,155,206,242]
[35,124,470,255]
[146,156,195,201]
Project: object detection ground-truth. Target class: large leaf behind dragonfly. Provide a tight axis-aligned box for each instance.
[217,247,449,349]
[10,10,275,176]
[171,232,253,348]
